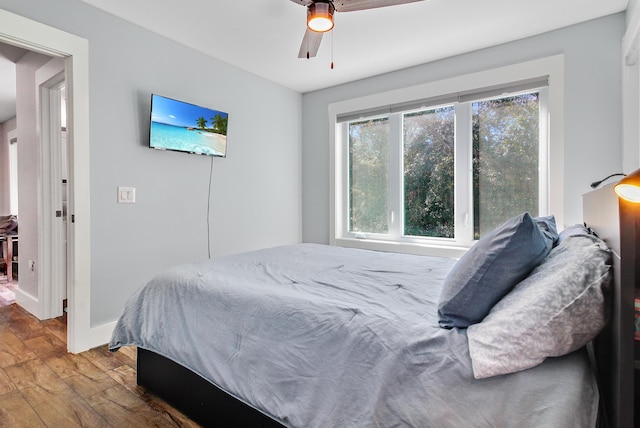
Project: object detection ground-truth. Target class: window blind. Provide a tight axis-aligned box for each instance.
[336,76,549,123]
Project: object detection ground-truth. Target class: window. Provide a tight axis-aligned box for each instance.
[472,93,543,238]
[330,57,563,256]
[349,117,389,234]
[403,106,455,239]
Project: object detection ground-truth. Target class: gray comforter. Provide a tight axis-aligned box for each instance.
[109,243,598,427]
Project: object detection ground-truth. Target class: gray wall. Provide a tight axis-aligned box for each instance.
[301,13,625,244]
[0,0,302,326]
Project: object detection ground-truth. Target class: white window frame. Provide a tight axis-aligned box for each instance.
[329,55,565,258]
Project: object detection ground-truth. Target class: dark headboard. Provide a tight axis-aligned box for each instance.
[583,184,635,428]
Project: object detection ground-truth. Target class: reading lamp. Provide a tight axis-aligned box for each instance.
[614,168,640,203]
[308,2,334,32]
[591,173,625,189]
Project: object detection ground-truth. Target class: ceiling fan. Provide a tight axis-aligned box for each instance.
[289,0,425,59]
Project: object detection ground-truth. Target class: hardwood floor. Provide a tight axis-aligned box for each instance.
[0,281,15,306]
[0,303,200,427]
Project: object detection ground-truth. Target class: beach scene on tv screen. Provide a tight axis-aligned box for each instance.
[150,95,228,157]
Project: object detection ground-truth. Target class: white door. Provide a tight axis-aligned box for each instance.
[38,65,68,319]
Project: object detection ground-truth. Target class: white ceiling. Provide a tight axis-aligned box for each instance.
[0,0,630,123]
[77,0,628,93]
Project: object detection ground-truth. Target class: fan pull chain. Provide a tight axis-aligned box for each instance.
[330,28,334,69]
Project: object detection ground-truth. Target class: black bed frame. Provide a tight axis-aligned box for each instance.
[584,184,637,428]
[137,348,284,427]
[137,184,635,428]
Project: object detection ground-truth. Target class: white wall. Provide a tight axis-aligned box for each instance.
[0,117,15,214]
[15,51,52,304]
[623,0,640,172]
[628,0,638,28]
[301,13,625,244]
[0,0,302,327]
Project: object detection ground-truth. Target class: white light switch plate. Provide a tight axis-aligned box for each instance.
[117,186,136,203]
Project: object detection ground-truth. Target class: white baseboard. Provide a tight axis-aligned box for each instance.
[66,320,117,354]
[13,287,116,354]
[14,288,41,319]
[85,321,117,351]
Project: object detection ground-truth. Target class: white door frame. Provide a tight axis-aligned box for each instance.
[0,8,93,353]
[37,63,66,320]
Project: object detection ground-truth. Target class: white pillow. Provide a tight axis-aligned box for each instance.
[467,233,612,379]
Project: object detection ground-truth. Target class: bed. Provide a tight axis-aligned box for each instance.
[109,188,629,428]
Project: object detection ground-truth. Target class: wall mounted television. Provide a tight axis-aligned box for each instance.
[149,94,229,157]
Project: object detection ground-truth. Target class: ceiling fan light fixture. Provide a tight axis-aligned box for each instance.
[307,2,334,33]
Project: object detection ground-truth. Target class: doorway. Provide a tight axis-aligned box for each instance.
[0,8,93,353]
[0,51,68,318]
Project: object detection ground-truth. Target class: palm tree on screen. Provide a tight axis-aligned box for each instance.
[196,117,207,130]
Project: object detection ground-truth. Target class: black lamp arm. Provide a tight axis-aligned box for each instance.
[590,173,626,189]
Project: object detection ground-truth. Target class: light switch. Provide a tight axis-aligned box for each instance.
[117,186,136,203]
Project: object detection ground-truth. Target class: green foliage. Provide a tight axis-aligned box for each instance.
[349,118,389,233]
[472,93,539,237]
[347,91,540,240]
[403,107,455,238]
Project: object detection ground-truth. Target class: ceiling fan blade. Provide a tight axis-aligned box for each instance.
[298,28,323,59]
[334,0,424,13]
[289,0,314,7]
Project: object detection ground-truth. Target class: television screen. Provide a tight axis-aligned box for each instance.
[149,94,228,157]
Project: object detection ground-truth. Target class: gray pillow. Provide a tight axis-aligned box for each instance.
[467,233,612,379]
[534,215,559,247]
[558,224,591,243]
[437,213,556,328]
